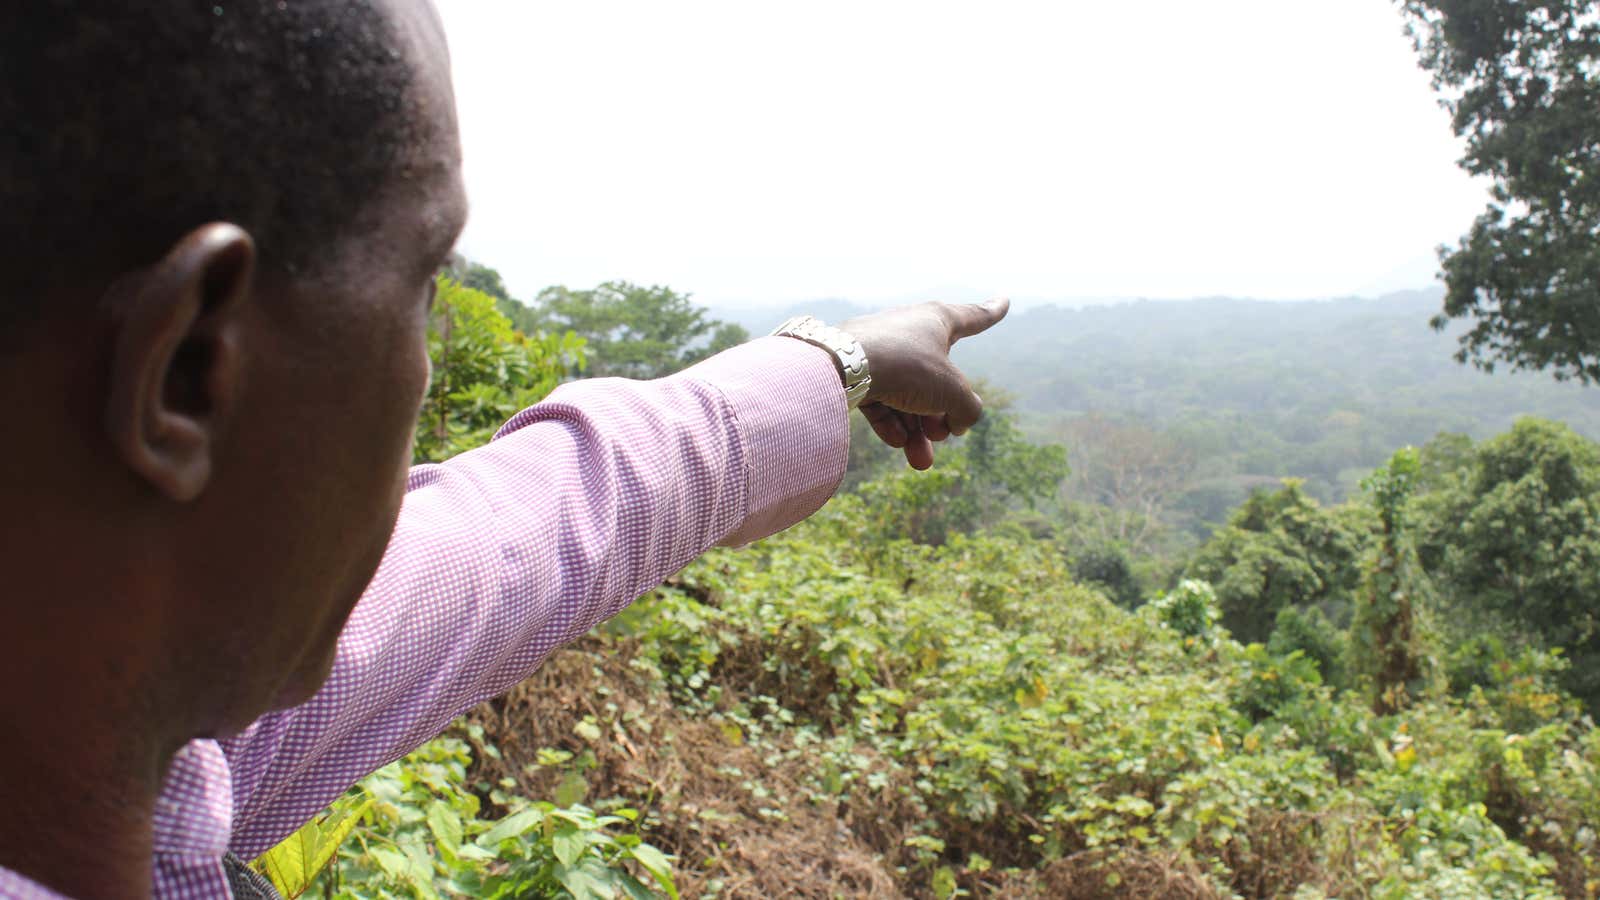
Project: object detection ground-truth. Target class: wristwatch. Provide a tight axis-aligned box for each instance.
[770,315,873,409]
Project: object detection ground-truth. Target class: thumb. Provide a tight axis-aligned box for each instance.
[945,296,1010,341]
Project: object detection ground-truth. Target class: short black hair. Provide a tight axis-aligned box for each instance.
[0,1,423,335]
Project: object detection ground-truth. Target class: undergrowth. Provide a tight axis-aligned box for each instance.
[270,495,1600,898]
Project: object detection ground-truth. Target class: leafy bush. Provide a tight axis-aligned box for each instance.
[1067,540,1145,609]
[1149,578,1222,647]
[269,736,678,900]
[1268,605,1349,689]
[267,484,1598,897]
[1185,480,1369,643]
[415,277,585,462]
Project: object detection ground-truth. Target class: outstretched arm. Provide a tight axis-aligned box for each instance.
[216,298,1008,856]
[222,336,847,856]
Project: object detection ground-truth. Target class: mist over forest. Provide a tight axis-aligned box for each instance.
[717,288,1600,530]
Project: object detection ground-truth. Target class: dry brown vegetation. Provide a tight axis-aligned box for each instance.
[462,638,910,898]
[455,637,1400,900]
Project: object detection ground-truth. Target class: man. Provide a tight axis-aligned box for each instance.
[0,2,1005,898]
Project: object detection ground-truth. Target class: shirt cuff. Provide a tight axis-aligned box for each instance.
[681,336,850,546]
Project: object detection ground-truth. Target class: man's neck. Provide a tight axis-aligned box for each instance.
[0,707,170,899]
[0,583,178,900]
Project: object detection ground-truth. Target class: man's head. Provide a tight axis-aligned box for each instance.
[0,0,466,742]
[4,0,434,329]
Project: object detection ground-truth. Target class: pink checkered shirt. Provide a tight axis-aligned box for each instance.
[0,338,848,899]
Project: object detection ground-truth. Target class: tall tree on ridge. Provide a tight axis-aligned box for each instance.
[1399,1,1600,380]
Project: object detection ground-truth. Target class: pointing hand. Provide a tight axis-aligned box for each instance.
[841,298,1009,470]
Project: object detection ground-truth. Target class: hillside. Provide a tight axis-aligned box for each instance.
[246,277,1600,900]
[718,290,1600,526]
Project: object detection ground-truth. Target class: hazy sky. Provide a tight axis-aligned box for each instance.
[436,1,1489,308]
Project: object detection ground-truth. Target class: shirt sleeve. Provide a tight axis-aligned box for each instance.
[219,336,849,857]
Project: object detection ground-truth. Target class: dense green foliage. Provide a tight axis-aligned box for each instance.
[443,257,750,381]
[415,279,586,462]
[286,737,678,899]
[532,282,748,380]
[847,403,1068,546]
[1398,0,1600,382]
[258,274,1600,898]
[373,457,1589,897]
[961,291,1600,507]
[1350,448,1431,715]
[1414,420,1600,704]
[1184,481,1368,644]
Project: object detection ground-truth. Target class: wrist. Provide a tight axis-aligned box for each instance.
[770,315,872,408]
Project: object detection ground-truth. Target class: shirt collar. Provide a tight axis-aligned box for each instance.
[152,739,234,858]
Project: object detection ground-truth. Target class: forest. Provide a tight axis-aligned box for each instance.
[247,2,1600,897]
[716,289,1600,523]
[246,273,1599,900]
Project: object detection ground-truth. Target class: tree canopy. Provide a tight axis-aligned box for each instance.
[1413,418,1600,702]
[415,278,585,462]
[533,282,749,380]
[1185,480,1370,644]
[1400,0,1600,381]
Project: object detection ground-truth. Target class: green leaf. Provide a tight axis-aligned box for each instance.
[368,845,410,880]
[476,807,544,848]
[555,859,616,900]
[627,843,678,898]
[253,795,373,899]
[626,842,671,878]
[573,716,604,743]
[426,799,463,858]
[403,837,437,886]
[619,872,662,900]
[551,822,586,866]
[254,828,311,899]
[554,772,590,808]
[311,798,373,873]
[456,842,497,862]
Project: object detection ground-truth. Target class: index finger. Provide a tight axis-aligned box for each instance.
[943,297,1011,342]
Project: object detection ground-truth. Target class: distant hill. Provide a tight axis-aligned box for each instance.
[715,289,1600,518]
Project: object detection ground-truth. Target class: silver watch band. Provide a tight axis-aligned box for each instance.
[770,315,872,408]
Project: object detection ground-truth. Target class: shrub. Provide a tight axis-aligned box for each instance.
[1268,605,1349,689]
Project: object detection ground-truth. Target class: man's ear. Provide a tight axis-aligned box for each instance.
[103,223,256,503]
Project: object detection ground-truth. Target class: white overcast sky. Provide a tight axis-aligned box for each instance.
[435,1,1489,308]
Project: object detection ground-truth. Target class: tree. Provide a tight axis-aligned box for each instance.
[1350,447,1432,714]
[1268,605,1349,689]
[532,282,749,380]
[1414,430,1475,492]
[1185,480,1369,644]
[459,260,510,302]
[1399,1,1600,381]
[444,254,543,335]
[1413,417,1600,704]
[963,405,1070,525]
[852,407,1068,547]
[415,278,585,462]
[1066,540,1144,608]
[1056,414,1195,557]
